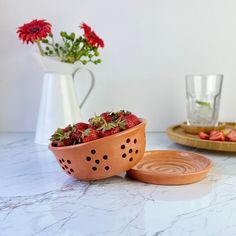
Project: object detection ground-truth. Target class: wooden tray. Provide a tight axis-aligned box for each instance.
[167,122,236,152]
[180,122,226,134]
[127,150,212,185]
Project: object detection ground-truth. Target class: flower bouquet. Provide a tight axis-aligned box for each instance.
[17,19,104,64]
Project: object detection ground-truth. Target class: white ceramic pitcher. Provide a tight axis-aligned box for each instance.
[34,56,95,145]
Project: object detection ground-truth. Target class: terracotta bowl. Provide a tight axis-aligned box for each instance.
[49,120,146,180]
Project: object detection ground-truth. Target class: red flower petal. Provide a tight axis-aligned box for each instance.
[17,19,52,44]
[80,23,104,48]
[80,22,91,35]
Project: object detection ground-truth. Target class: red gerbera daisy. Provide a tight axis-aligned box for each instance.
[80,23,104,48]
[17,19,52,44]
[80,23,91,35]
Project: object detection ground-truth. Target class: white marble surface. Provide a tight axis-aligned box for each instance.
[0,133,236,236]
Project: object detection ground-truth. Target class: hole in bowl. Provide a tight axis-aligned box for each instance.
[121,144,125,149]
[92,167,97,171]
[103,155,108,160]
[64,165,68,169]
[135,150,139,154]
[129,157,133,162]
[134,139,137,144]
[70,168,74,172]
[67,171,71,175]
[122,153,126,158]
[91,149,96,154]
[126,138,130,143]
[129,149,133,153]
[62,166,65,170]
[62,158,65,162]
[104,166,110,170]
[67,160,71,164]
[86,156,91,161]
[95,160,100,164]
[59,160,62,164]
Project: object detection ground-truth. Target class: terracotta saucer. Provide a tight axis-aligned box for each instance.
[127,150,212,185]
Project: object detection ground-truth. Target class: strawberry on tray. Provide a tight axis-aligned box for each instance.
[50,110,141,147]
[167,122,236,152]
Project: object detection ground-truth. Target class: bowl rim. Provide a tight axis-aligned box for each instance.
[48,119,146,151]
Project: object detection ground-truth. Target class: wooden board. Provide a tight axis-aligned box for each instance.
[167,122,236,152]
[180,122,226,135]
[127,150,212,185]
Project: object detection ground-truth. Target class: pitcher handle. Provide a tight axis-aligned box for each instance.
[72,67,95,109]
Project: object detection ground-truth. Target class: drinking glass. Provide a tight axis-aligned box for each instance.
[186,74,223,126]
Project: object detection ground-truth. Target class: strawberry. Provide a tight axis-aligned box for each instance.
[89,112,114,129]
[124,114,141,125]
[50,127,77,147]
[226,129,236,142]
[118,114,141,130]
[63,127,70,132]
[62,136,77,146]
[111,110,131,121]
[210,130,218,136]
[121,119,136,130]
[96,119,121,137]
[89,115,104,129]
[209,131,225,141]
[101,112,112,122]
[56,141,65,147]
[75,122,89,131]
[115,110,126,119]
[71,122,90,140]
[99,126,120,137]
[81,128,99,143]
[199,132,209,140]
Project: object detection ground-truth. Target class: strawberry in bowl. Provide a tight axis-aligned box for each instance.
[49,111,146,180]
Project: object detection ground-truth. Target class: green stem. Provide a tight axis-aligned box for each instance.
[36,41,44,56]
[51,35,61,58]
[78,43,86,60]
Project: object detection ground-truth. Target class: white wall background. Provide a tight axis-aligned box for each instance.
[0,0,236,132]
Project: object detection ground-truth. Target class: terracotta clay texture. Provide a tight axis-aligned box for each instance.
[167,122,236,152]
[127,150,212,185]
[49,121,146,180]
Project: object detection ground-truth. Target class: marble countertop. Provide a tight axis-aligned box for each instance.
[0,133,236,236]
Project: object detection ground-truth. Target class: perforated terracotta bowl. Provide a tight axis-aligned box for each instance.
[49,120,146,180]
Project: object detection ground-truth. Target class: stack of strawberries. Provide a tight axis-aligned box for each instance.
[199,129,236,142]
[50,110,141,147]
